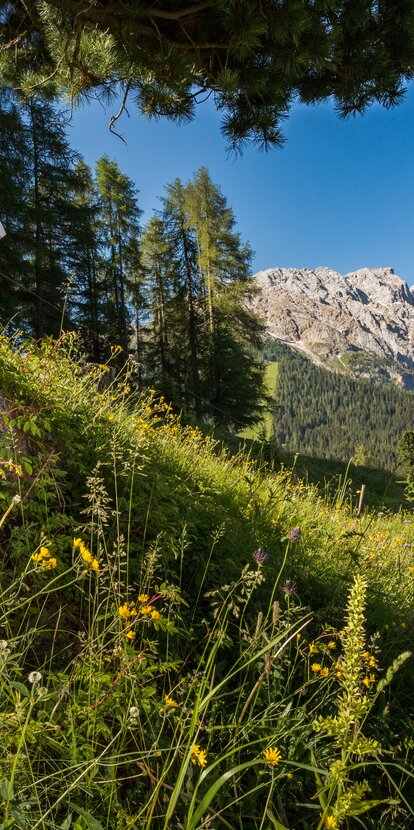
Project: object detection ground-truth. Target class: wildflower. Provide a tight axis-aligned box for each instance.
[327,641,336,650]
[281,579,297,596]
[164,694,178,708]
[126,630,136,640]
[140,605,152,616]
[321,667,329,678]
[129,706,139,718]
[39,546,50,559]
[252,548,268,565]
[263,747,282,767]
[323,816,337,829]
[118,603,130,619]
[287,527,301,542]
[138,594,149,603]
[309,643,319,654]
[46,557,58,570]
[151,609,160,620]
[91,558,99,572]
[362,674,376,688]
[191,745,207,767]
[28,671,42,685]
[311,663,321,673]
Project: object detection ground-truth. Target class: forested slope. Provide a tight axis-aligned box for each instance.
[264,340,414,470]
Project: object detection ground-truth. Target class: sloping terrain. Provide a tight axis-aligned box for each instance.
[251,266,414,387]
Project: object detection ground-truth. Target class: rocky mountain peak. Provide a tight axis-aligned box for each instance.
[251,266,414,387]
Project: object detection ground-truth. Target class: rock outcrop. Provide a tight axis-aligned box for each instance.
[251,266,414,387]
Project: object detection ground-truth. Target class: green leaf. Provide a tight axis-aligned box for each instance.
[0,778,13,802]
[347,798,399,816]
[67,804,104,830]
[9,681,30,697]
[187,759,260,830]
[60,816,73,830]
[265,809,290,830]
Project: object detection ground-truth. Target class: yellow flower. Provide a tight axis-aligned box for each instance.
[311,663,321,673]
[91,558,99,572]
[126,630,136,640]
[164,694,178,708]
[39,546,51,558]
[140,605,152,616]
[408,566,414,574]
[263,747,282,767]
[362,674,376,688]
[46,557,58,570]
[81,550,93,564]
[138,594,149,603]
[191,745,207,767]
[327,641,336,650]
[31,552,44,563]
[323,816,337,829]
[320,667,329,678]
[309,643,319,654]
[118,603,130,619]
[151,609,160,620]
[368,655,376,667]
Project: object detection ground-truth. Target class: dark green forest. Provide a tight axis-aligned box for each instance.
[264,340,414,471]
[0,92,265,429]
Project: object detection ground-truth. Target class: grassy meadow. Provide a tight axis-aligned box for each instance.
[0,334,413,830]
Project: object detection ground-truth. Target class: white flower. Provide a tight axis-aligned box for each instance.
[0,640,9,650]
[129,706,139,718]
[28,671,42,684]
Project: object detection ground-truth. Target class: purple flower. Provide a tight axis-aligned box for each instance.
[252,548,268,565]
[287,527,301,542]
[281,579,297,596]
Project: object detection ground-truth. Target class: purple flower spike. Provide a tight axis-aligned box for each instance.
[252,548,268,565]
[281,579,297,596]
[288,527,301,542]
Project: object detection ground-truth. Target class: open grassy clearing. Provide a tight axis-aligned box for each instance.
[0,335,413,829]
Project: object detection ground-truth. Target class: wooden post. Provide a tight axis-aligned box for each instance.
[356,483,366,518]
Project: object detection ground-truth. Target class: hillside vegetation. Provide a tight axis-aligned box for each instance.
[260,341,414,471]
[0,335,413,830]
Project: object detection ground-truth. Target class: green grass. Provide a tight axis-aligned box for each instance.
[242,360,279,440]
[0,335,413,829]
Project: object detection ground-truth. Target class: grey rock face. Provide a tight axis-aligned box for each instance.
[251,266,414,385]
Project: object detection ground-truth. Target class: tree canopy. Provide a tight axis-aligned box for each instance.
[1,0,414,150]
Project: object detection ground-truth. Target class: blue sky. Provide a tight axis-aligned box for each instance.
[69,86,414,284]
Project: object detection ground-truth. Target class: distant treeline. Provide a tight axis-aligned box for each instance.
[264,340,414,470]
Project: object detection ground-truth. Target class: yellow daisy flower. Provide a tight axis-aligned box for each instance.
[263,747,282,767]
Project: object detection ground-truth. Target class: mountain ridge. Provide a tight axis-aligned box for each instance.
[251,265,414,388]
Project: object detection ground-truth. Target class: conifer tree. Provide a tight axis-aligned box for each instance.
[24,98,84,337]
[141,215,184,401]
[68,160,104,360]
[162,179,202,418]
[183,168,265,427]
[0,91,30,329]
[3,1,414,151]
[95,156,142,354]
